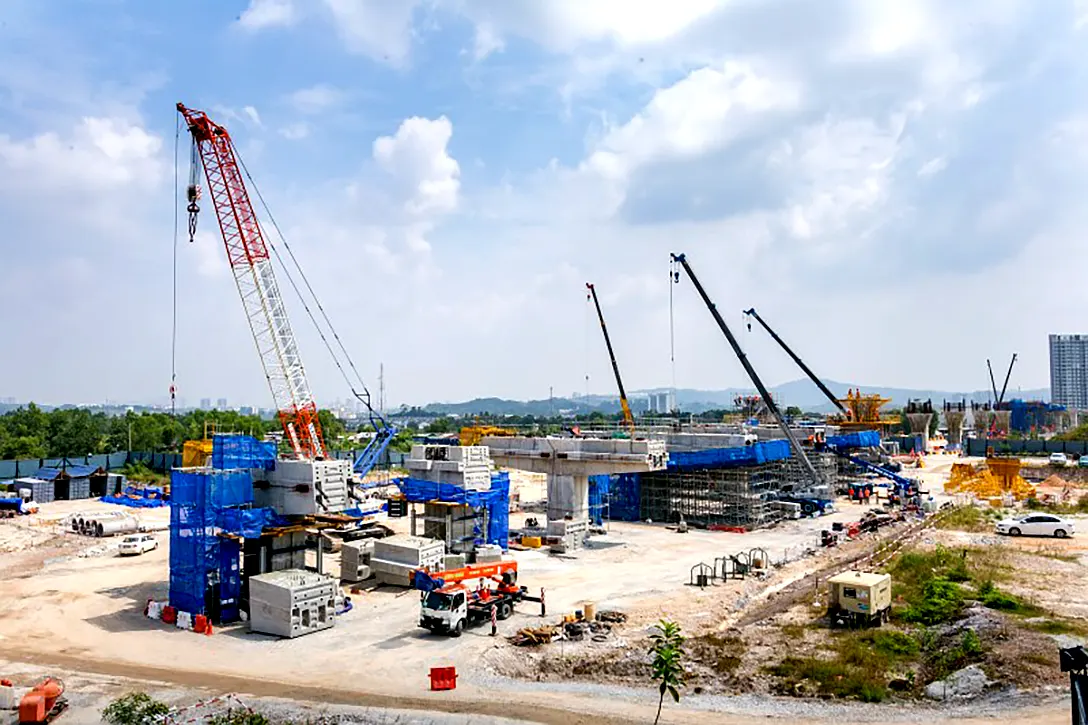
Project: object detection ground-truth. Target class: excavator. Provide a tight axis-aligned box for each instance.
[412,560,543,636]
[586,283,636,434]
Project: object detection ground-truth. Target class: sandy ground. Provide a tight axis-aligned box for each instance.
[0,455,1073,723]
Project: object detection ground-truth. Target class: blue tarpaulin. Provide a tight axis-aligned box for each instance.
[667,439,792,472]
[395,472,510,550]
[33,465,101,480]
[608,473,641,522]
[216,506,282,538]
[100,495,167,508]
[211,435,277,471]
[825,431,881,449]
[218,538,242,623]
[588,474,609,525]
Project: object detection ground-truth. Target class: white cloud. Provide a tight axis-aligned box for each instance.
[238,0,297,30]
[287,84,345,114]
[472,22,504,61]
[321,0,422,65]
[244,106,262,126]
[373,116,461,216]
[279,123,310,140]
[191,231,228,278]
[918,156,948,176]
[0,116,163,192]
[584,61,800,180]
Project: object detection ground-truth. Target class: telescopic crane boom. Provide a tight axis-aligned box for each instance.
[670,253,822,484]
[743,308,847,416]
[586,283,635,432]
[177,103,325,460]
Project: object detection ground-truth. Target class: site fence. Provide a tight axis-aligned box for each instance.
[965,438,1088,457]
[0,447,405,479]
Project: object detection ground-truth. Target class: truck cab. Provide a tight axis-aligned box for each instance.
[421,587,468,636]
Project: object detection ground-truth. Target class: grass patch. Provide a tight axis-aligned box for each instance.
[767,656,888,702]
[900,578,965,625]
[975,579,1044,616]
[935,506,994,533]
[780,623,806,640]
[916,628,985,683]
[689,632,746,675]
[1025,618,1088,636]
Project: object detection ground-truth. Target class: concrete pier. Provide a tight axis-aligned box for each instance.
[973,410,993,435]
[906,413,934,452]
[993,410,1012,436]
[484,436,667,522]
[945,411,966,447]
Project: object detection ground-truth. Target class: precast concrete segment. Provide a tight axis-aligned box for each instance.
[906,413,934,452]
[481,436,668,476]
[945,411,966,446]
[663,432,749,452]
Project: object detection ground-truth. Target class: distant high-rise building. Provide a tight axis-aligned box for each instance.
[648,391,676,415]
[199,398,211,410]
[1049,334,1088,407]
[239,406,255,416]
[216,397,228,410]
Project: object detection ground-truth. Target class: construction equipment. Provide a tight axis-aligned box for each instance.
[987,353,1018,407]
[459,425,516,447]
[413,560,543,636]
[586,283,635,433]
[827,571,892,628]
[743,308,846,416]
[670,253,823,487]
[16,678,67,725]
[178,103,395,472]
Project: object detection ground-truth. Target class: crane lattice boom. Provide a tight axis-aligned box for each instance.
[177,103,325,459]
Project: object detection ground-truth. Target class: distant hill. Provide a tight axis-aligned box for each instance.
[399,379,1050,417]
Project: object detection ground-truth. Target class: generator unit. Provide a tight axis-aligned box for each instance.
[827,570,892,627]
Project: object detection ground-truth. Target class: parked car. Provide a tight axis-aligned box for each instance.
[995,514,1075,538]
[1078,455,1088,468]
[1049,452,1069,467]
[119,533,158,556]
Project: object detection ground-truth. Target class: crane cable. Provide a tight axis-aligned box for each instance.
[669,257,679,415]
[170,114,180,421]
[233,154,384,425]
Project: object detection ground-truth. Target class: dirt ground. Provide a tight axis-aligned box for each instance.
[0,455,1076,724]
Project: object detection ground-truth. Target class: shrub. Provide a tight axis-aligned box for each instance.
[767,656,887,702]
[102,693,169,725]
[901,578,964,625]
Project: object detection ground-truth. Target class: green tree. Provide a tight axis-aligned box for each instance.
[47,408,102,457]
[649,618,686,725]
[317,409,347,449]
[785,406,803,418]
[425,417,454,434]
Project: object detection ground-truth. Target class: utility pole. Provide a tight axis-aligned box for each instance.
[379,363,385,414]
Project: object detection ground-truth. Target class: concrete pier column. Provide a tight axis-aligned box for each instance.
[973,410,993,435]
[993,410,1012,436]
[945,411,966,447]
[906,413,934,452]
[546,474,590,521]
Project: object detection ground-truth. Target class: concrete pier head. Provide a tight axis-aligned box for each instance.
[483,436,667,522]
[945,411,966,446]
[906,413,934,452]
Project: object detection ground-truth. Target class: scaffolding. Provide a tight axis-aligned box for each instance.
[610,452,840,530]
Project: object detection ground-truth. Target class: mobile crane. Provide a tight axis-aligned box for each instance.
[413,560,543,637]
[670,253,824,489]
[987,353,1018,407]
[586,283,636,433]
[178,103,395,473]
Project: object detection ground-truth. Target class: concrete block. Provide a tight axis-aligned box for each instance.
[248,570,336,638]
[443,554,466,570]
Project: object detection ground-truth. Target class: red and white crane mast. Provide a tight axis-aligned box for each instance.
[177,103,325,459]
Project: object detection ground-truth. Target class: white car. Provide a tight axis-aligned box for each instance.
[995,514,1075,538]
[1050,452,1069,467]
[119,533,158,556]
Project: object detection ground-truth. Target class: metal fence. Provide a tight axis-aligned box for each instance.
[965,438,1088,457]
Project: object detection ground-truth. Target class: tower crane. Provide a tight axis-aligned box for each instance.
[670,253,823,486]
[743,308,846,417]
[586,283,635,433]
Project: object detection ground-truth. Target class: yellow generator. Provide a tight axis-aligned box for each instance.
[827,570,892,627]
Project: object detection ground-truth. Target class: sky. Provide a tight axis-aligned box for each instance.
[1,0,1087,409]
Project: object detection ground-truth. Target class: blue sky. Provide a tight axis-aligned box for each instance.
[2,0,1087,409]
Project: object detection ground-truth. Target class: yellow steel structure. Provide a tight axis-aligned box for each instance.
[182,439,214,468]
[832,389,899,431]
[459,425,517,447]
[945,459,1035,500]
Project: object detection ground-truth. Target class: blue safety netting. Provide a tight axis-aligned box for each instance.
[211,434,277,471]
[169,469,255,616]
[216,506,283,538]
[608,473,641,522]
[588,474,609,525]
[395,472,510,550]
[667,439,792,472]
[825,431,881,449]
[218,538,242,623]
[171,469,253,508]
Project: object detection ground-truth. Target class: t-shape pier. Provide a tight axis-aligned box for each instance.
[483,436,668,522]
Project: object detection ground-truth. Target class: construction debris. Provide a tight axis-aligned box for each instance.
[509,624,561,646]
